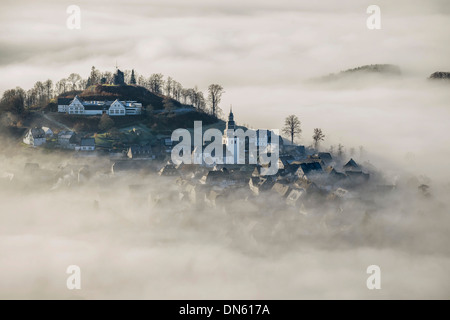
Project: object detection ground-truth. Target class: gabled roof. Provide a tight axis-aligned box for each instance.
[57,98,73,105]
[318,152,333,162]
[343,158,360,170]
[298,162,322,174]
[30,128,45,138]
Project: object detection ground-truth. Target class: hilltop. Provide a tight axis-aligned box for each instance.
[313,64,402,82]
[429,72,450,80]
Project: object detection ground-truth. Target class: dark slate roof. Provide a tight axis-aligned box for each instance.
[346,171,369,181]
[58,98,73,105]
[343,158,360,169]
[31,128,45,138]
[80,138,95,147]
[318,152,333,162]
[299,162,322,174]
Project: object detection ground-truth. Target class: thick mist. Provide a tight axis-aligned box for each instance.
[1,0,450,299]
[0,136,449,299]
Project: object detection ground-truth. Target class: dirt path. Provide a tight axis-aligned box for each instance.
[42,113,72,131]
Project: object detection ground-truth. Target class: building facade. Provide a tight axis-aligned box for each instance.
[58,96,142,116]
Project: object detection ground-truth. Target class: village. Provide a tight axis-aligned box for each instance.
[13,104,390,219]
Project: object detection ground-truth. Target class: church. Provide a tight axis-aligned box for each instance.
[222,108,240,164]
[221,108,282,165]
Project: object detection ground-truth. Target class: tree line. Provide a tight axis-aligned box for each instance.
[282,114,365,159]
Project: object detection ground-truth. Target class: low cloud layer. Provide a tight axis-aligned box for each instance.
[0,0,450,299]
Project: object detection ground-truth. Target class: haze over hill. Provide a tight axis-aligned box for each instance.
[313,64,402,83]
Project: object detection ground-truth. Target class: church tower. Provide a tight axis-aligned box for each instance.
[223,107,239,164]
[224,107,235,136]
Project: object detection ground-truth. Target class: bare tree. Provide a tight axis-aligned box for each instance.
[25,89,37,107]
[33,81,45,104]
[181,88,189,104]
[137,75,147,87]
[175,82,183,101]
[207,84,224,118]
[78,79,87,90]
[312,128,325,150]
[44,79,53,100]
[102,71,114,84]
[165,76,173,97]
[338,144,345,158]
[56,79,68,95]
[67,73,82,91]
[148,73,164,94]
[196,91,206,111]
[282,115,302,144]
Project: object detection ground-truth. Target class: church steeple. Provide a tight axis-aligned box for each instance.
[226,106,235,131]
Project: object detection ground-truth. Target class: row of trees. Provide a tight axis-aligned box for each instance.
[85,67,224,116]
[281,114,365,158]
[282,114,325,148]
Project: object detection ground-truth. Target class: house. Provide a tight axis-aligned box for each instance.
[41,127,54,138]
[326,166,347,183]
[346,171,370,184]
[271,182,292,198]
[57,98,72,113]
[343,158,361,172]
[286,188,306,207]
[79,138,95,151]
[284,145,306,160]
[59,95,142,116]
[159,163,178,176]
[127,144,153,159]
[295,162,323,179]
[248,176,274,195]
[23,128,46,147]
[317,152,333,165]
[58,131,78,149]
[159,137,174,154]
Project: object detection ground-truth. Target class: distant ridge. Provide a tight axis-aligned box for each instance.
[314,64,402,82]
[429,71,450,80]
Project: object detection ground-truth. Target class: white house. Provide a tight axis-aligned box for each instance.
[23,128,47,147]
[57,98,72,113]
[58,131,77,149]
[78,138,95,151]
[61,96,142,116]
